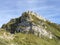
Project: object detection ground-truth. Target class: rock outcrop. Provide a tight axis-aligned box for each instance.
[2,11,60,39]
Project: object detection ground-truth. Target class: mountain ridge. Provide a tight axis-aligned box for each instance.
[1,11,60,39]
[0,11,60,45]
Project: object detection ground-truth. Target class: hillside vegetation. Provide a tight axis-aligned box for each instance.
[0,11,60,45]
[0,29,60,45]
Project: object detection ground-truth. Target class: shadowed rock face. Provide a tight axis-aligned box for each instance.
[1,11,60,39]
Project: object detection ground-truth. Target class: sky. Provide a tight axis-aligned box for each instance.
[0,0,60,27]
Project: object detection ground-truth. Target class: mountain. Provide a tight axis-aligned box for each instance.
[0,11,60,45]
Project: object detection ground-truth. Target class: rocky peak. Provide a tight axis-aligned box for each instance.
[21,11,34,22]
[2,11,60,39]
[1,11,60,45]
[22,11,46,22]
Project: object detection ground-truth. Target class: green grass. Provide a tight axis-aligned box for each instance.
[11,33,60,45]
[45,21,60,39]
[0,29,60,45]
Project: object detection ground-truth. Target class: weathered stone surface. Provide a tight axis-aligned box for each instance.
[2,11,56,39]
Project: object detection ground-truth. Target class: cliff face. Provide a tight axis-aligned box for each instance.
[2,11,60,39]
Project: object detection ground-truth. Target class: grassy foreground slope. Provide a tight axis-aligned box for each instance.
[0,29,60,45]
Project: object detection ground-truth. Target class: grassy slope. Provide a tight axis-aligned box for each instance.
[0,29,60,45]
[13,33,60,45]
[31,14,60,39]
[45,21,60,39]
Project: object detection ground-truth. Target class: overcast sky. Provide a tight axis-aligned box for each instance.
[0,0,60,27]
